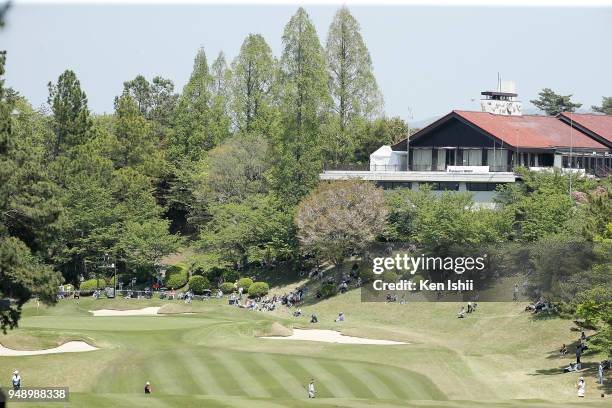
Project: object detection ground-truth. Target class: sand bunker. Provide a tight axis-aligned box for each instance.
[0,341,98,356]
[260,329,406,345]
[90,307,161,316]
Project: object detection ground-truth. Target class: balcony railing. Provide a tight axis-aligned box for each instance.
[323,163,370,171]
[370,164,404,172]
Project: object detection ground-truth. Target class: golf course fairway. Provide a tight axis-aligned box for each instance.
[0,292,608,407]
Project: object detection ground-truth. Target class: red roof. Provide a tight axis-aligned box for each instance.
[558,112,612,144]
[454,110,608,150]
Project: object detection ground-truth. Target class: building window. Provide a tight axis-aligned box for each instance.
[412,149,432,171]
[431,182,460,191]
[435,149,446,170]
[463,149,483,166]
[445,149,456,167]
[375,181,412,190]
[488,149,509,171]
[562,155,569,168]
[467,183,500,191]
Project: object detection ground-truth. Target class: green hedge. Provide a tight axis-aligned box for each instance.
[205,266,226,284]
[79,278,105,291]
[222,270,240,284]
[358,268,375,283]
[219,282,236,294]
[237,277,253,291]
[320,282,337,298]
[381,270,399,283]
[247,282,269,297]
[165,263,188,289]
[188,275,210,294]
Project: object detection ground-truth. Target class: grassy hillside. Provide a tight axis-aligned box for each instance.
[0,292,609,407]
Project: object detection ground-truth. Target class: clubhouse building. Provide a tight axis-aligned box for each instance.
[321,83,612,206]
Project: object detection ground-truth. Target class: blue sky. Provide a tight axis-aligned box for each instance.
[2,2,612,121]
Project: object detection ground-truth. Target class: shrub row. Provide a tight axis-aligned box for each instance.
[165,263,189,289]
[188,275,210,294]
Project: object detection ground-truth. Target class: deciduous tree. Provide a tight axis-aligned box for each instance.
[296,180,387,266]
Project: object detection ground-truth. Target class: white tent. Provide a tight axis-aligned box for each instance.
[370,145,404,171]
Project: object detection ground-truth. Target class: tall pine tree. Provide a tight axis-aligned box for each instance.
[171,48,231,163]
[1,52,63,332]
[326,6,382,129]
[324,6,383,163]
[272,8,330,203]
[230,34,276,133]
[47,70,92,158]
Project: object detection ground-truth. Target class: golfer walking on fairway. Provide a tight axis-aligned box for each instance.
[12,370,21,391]
[307,379,315,398]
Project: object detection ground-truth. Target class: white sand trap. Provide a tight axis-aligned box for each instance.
[260,329,406,345]
[90,307,161,316]
[0,341,98,356]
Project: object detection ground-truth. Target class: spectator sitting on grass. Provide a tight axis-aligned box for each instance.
[563,362,576,373]
[310,313,318,323]
[458,307,465,319]
[335,312,345,322]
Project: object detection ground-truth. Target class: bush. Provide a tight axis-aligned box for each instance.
[219,282,236,294]
[191,264,207,276]
[165,263,188,289]
[381,271,399,283]
[359,268,375,283]
[79,278,105,291]
[248,282,269,297]
[237,277,253,291]
[320,282,337,298]
[205,266,226,284]
[188,275,210,294]
[222,270,240,283]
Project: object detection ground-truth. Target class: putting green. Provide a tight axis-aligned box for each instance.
[0,293,609,407]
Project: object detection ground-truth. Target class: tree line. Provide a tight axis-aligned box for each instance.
[0,7,407,330]
[1,5,610,339]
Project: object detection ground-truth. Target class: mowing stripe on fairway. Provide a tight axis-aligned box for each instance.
[245,352,296,397]
[205,352,248,396]
[105,393,175,408]
[144,350,190,395]
[296,357,353,398]
[176,349,222,396]
[319,359,377,399]
[366,366,413,400]
[258,354,310,398]
[353,364,400,400]
[218,351,271,397]
[273,355,335,398]
[169,350,205,394]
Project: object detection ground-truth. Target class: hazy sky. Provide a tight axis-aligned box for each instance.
[2,2,612,121]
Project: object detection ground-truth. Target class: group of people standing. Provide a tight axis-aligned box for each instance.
[560,330,608,398]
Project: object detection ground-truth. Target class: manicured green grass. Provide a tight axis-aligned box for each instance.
[0,293,609,407]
